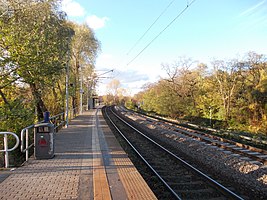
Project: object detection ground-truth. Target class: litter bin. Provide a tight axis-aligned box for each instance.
[34,123,55,159]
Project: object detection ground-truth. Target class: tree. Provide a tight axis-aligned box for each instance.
[238,52,267,132]
[212,59,243,121]
[0,0,73,120]
[162,57,205,116]
[105,79,120,104]
[135,53,267,133]
[68,22,100,110]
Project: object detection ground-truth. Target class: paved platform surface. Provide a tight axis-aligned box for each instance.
[0,108,157,200]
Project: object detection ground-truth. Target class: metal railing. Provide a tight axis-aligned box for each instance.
[20,112,66,162]
[48,112,65,131]
[0,132,20,168]
[20,125,35,162]
[2,109,79,167]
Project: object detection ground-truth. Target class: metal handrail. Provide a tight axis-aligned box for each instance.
[49,112,65,130]
[20,125,35,162]
[14,110,80,165]
[21,112,66,162]
[0,132,20,168]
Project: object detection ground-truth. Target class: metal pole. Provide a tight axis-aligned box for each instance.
[65,57,69,128]
[88,69,114,108]
[4,133,9,168]
[88,80,93,110]
[97,69,114,77]
[86,82,89,110]
[80,69,83,114]
[26,129,29,161]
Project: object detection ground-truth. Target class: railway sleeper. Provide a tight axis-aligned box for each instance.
[169,181,210,190]
[202,197,229,200]
[176,188,222,199]
[167,175,201,183]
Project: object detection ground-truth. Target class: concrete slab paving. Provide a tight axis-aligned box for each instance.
[0,108,156,200]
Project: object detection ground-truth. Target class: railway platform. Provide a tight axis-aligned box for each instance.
[0,108,156,200]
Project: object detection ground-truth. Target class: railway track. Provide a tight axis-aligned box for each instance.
[119,107,267,166]
[104,106,245,200]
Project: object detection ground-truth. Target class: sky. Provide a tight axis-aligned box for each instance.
[61,0,267,96]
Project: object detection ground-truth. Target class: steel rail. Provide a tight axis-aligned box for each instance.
[104,106,182,199]
[122,107,267,165]
[130,107,267,149]
[107,106,244,200]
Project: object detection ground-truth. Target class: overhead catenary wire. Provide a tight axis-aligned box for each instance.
[127,0,196,66]
[126,0,176,55]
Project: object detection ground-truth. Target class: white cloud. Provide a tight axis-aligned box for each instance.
[86,15,109,30]
[95,68,152,96]
[97,53,112,64]
[61,0,85,17]
[118,70,149,84]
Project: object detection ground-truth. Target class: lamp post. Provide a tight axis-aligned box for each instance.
[64,29,74,128]
[79,67,83,115]
[65,53,70,128]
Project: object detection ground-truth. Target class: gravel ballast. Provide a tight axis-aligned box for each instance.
[123,111,267,199]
